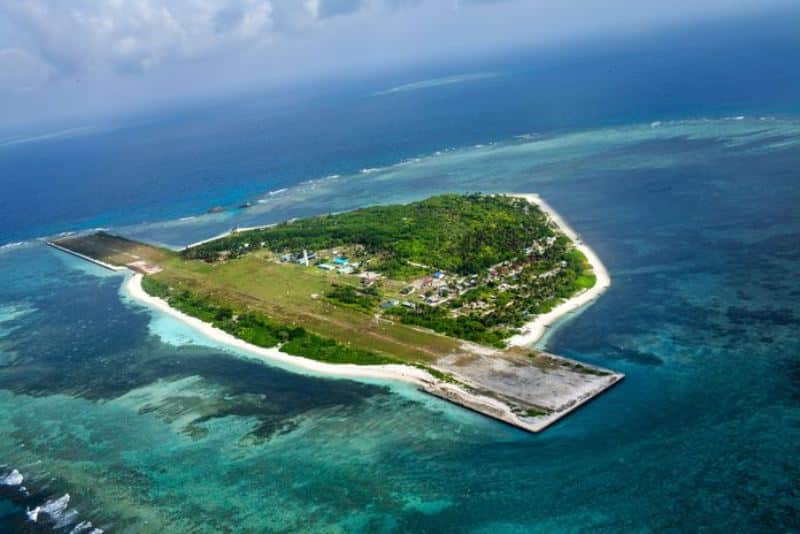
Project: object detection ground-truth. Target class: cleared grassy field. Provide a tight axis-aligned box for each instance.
[52,233,460,363]
[154,252,460,363]
[50,227,623,434]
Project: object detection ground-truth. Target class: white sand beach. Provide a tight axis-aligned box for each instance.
[122,272,528,427]
[119,193,617,433]
[506,194,611,347]
[124,272,434,385]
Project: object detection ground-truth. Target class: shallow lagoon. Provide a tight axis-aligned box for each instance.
[1,117,799,531]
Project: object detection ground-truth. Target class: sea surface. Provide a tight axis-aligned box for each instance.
[1,14,800,532]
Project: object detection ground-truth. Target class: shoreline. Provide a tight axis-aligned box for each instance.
[123,272,433,386]
[45,241,127,272]
[122,272,536,431]
[118,192,618,433]
[506,193,611,347]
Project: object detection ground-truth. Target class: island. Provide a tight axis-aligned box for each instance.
[48,194,622,432]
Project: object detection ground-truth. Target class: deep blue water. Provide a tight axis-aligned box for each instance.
[1,116,798,532]
[1,10,800,533]
[1,7,798,244]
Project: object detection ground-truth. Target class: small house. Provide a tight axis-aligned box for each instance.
[381,300,399,310]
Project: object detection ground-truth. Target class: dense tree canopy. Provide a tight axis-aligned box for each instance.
[184,194,554,276]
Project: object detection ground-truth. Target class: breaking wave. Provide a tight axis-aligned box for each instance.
[1,468,23,486]
[27,493,70,523]
[0,466,104,532]
[0,240,37,254]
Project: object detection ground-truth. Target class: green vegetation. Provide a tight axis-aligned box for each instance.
[140,253,458,363]
[325,284,381,313]
[389,305,510,348]
[412,364,460,384]
[282,334,396,365]
[177,194,597,348]
[141,277,397,365]
[51,196,619,429]
[575,273,597,289]
[183,194,553,277]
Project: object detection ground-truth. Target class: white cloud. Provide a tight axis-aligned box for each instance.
[308,0,365,19]
[3,0,276,75]
[4,0,789,81]
[0,0,793,126]
[0,47,52,91]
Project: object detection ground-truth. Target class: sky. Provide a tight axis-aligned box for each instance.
[0,0,795,129]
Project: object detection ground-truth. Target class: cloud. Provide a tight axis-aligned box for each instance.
[304,0,366,19]
[0,48,53,91]
[2,0,275,75]
[0,0,794,127]
[4,0,789,80]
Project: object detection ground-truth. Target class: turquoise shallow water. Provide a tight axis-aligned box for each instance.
[1,117,799,531]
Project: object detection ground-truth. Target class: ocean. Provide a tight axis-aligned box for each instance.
[1,11,799,532]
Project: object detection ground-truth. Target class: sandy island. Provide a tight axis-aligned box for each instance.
[119,193,617,433]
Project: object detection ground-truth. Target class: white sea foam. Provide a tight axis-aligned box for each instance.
[70,520,104,534]
[0,303,36,325]
[268,187,288,196]
[70,521,94,533]
[295,174,340,191]
[1,469,23,486]
[360,167,382,174]
[55,508,80,529]
[27,493,70,523]
[0,240,39,255]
